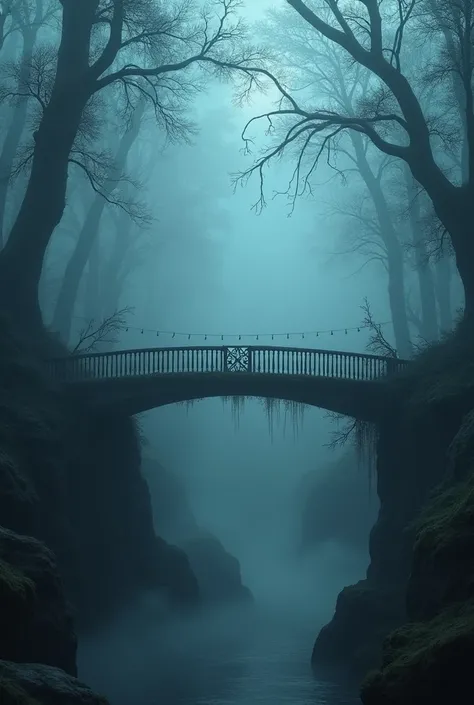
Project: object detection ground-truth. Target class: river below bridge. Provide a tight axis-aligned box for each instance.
[78,548,363,705]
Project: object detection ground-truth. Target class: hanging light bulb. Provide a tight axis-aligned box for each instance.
[345,329,347,334]
[141,329,144,334]
[331,330,334,335]
[156,331,159,336]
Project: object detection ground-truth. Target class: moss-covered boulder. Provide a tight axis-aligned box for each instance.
[361,601,474,705]
[0,528,76,675]
[0,661,108,705]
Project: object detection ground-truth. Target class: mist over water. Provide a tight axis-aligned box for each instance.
[78,400,368,705]
[74,9,378,700]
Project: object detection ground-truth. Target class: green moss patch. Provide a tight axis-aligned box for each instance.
[413,467,474,555]
[361,601,474,704]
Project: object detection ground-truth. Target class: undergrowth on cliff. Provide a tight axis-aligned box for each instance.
[361,600,474,702]
[413,462,474,554]
[389,319,474,413]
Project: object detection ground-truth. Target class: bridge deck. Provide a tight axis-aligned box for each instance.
[49,344,409,383]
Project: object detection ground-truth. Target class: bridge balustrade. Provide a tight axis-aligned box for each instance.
[48,345,409,383]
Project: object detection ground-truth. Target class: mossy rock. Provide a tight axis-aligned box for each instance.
[413,468,474,556]
[0,677,40,705]
[0,556,35,619]
[360,601,474,705]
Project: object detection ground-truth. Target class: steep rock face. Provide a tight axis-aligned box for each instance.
[63,415,199,628]
[301,450,378,552]
[0,661,108,705]
[0,324,199,632]
[181,533,253,604]
[0,528,76,675]
[312,581,405,679]
[143,456,253,603]
[360,412,474,704]
[142,456,198,542]
[312,332,474,679]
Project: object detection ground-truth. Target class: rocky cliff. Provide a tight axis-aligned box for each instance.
[0,323,199,701]
[143,456,253,604]
[312,325,474,682]
[361,410,474,704]
[0,324,199,629]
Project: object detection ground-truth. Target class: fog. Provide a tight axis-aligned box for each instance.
[75,41,379,705]
[0,0,463,702]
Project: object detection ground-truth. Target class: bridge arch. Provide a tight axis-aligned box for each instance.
[50,345,408,422]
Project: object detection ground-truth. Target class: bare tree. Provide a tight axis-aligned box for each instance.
[399,166,438,340]
[360,297,398,358]
[240,0,474,326]
[52,98,149,341]
[0,1,58,246]
[0,1,19,53]
[72,306,132,353]
[259,21,413,356]
[0,0,269,331]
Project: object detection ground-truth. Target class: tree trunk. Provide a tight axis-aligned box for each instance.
[384,239,412,359]
[52,101,145,342]
[350,135,413,358]
[424,187,474,325]
[0,0,98,331]
[84,235,101,322]
[404,167,439,341]
[435,255,453,334]
[0,24,39,247]
[102,212,133,316]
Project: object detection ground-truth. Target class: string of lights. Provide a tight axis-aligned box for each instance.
[74,315,392,341]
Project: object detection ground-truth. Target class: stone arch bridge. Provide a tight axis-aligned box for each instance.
[49,345,409,422]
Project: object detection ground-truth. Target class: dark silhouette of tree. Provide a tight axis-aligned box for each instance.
[241,0,474,324]
[52,99,149,341]
[401,166,439,341]
[0,0,268,330]
[0,0,54,246]
[259,21,413,355]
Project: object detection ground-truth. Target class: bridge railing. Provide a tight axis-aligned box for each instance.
[48,345,409,383]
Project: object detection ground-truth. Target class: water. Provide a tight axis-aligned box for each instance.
[78,561,362,705]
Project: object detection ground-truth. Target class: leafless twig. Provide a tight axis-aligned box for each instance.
[360,297,397,357]
[72,306,133,353]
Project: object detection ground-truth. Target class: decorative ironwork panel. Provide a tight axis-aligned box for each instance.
[225,346,250,372]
